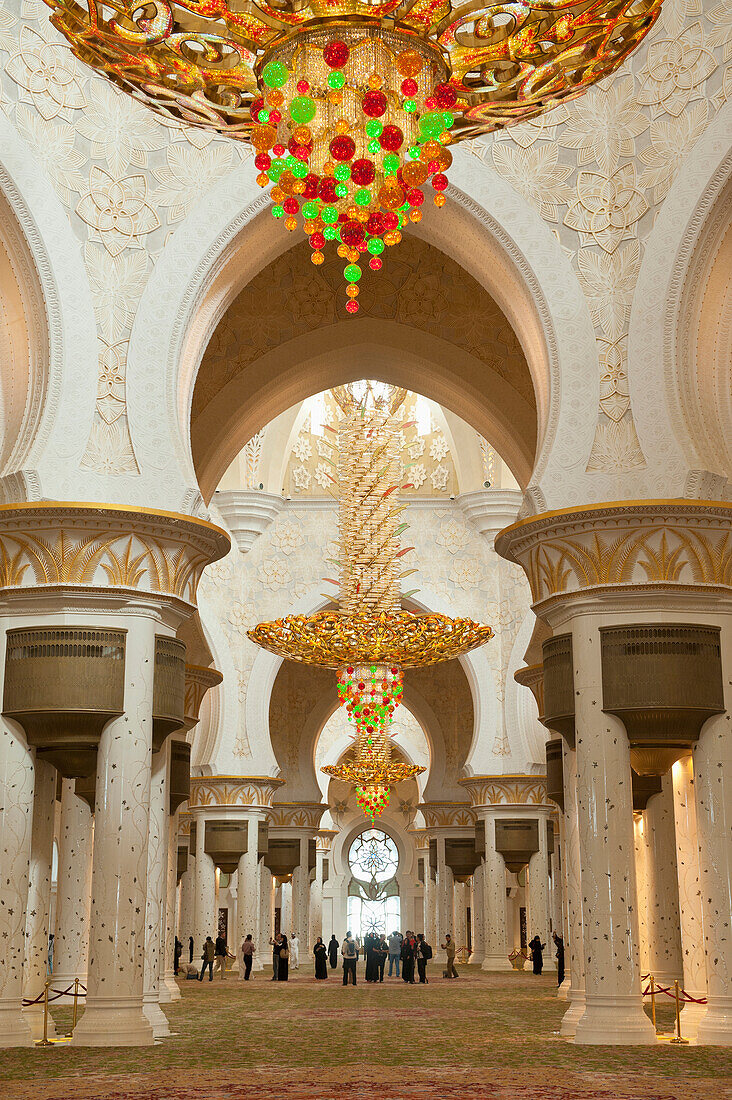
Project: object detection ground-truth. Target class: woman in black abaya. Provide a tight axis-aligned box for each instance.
[277,934,289,981]
[529,935,545,975]
[314,937,328,979]
[328,934,339,969]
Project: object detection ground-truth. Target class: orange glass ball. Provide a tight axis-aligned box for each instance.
[410,208,422,222]
[311,251,324,265]
[433,146,453,170]
[434,193,446,207]
[256,172,269,187]
[379,183,405,210]
[323,161,336,176]
[266,90,284,107]
[292,125,312,144]
[337,244,350,259]
[402,160,429,187]
[397,49,423,78]
[251,123,277,151]
[271,186,285,203]
[335,118,350,135]
[329,91,343,106]
[420,139,442,162]
[368,72,382,89]
[278,171,296,194]
[284,216,298,231]
[384,230,402,245]
[346,284,360,298]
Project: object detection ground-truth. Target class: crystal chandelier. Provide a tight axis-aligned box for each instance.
[248,383,494,820]
[47,0,662,309]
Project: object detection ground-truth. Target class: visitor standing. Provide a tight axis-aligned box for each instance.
[401,931,416,984]
[214,933,228,979]
[314,936,328,979]
[388,930,403,977]
[441,934,458,979]
[241,934,254,981]
[189,935,194,964]
[198,936,215,981]
[376,933,389,982]
[328,934,339,969]
[290,931,300,969]
[174,936,183,975]
[269,933,282,981]
[416,933,432,983]
[529,935,545,975]
[553,932,564,986]
[365,932,380,982]
[277,933,290,981]
[342,931,358,986]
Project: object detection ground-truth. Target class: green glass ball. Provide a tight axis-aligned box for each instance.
[285,154,298,171]
[262,60,288,89]
[324,225,338,240]
[367,139,380,156]
[257,109,270,124]
[402,98,417,113]
[334,163,350,181]
[327,71,346,90]
[321,205,339,225]
[408,145,421,160]
[335,183,348,198]
[419,111,444,139]
[302,201,319,219]
[344,264,362,282]
[442,111,454,129]
[289,95,316,124]
[271,205,284,218]
[382,153,399,175]
[367,237,384,255]
[354,188,371,206]
[365,119,383,138]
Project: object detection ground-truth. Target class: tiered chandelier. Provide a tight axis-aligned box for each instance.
[47,0,662,309]
[248,382,494,820]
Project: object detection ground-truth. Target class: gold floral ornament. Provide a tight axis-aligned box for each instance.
[248,381,493,820]
[45,0,663,305]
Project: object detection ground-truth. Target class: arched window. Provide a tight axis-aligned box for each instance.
[347,829,400,939]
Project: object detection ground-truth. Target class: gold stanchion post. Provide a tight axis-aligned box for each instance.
[650,975,656,1032]
[38,980,53,1047]
[670,979,689,1044]
[71,978,80,1035]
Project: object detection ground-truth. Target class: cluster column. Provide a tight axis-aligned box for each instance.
[53,780,94,1002]
[21,758,57,1039]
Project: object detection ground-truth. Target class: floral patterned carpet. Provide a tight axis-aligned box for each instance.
[3,968,730,1100]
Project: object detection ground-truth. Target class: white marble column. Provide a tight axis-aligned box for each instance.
[469,863,485,966]
[53,779,93,1003]
[480,814,511,971]
[72,616,157,1047]
[193,816,216,952]
[22,757,57,1040]
[142,746,170,1038]
[633,814,650,977]
[672,754,708,1037]
[291,836,311,947]
[560,741,585,1036]
[572,616,655,1045]
[0,716,34,1047]
[528,812,554,970]
[178,847,195,948]
[237,815,264,977]
[423,861,437,948]
[434,837,453,958]
[160,809,181,1001]
[643,779,682,987]
[280,879,292,938]
[453,881,468,959]
[309,853,323,953]
[693,674,732,1046]
[259,865,274,967]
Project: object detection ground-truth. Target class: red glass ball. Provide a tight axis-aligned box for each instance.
[400,78,417,96]
[296,79,310,94]
[346,300,359,314]
[251,96,264,118]
[425,96,437,109]
[356,240,368,252]
[383,211,399,231]
[282,197,299,214]
[362,90,387,118]
[303,174,319,198]
[366,212,385,236]
[254,153,271,171]
[434,82,458,109]
[369,257,382,270]
[269,108,282,124]
[329,134,356,162]
[310,232,325,249]
[341,220,364,247]
[323,39,349,68]
[428,159,441,175]
[319,178,338,201]
[432,173,448,191]
[273,143,286,157]
[379,125,403,151]
[294,145,310,162]
[407,187,424,206]
[351,158,375,186]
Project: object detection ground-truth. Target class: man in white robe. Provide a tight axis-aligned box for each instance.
[290,931,300,969]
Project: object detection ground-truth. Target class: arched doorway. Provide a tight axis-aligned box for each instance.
[346,828,401,940]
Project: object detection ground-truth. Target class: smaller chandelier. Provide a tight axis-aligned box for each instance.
[253,27,454,309]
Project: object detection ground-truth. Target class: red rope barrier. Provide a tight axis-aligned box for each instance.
[641,982,707,1004]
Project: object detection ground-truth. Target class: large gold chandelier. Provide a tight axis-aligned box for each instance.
[248,383,494,819]
[47,0,662,308]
